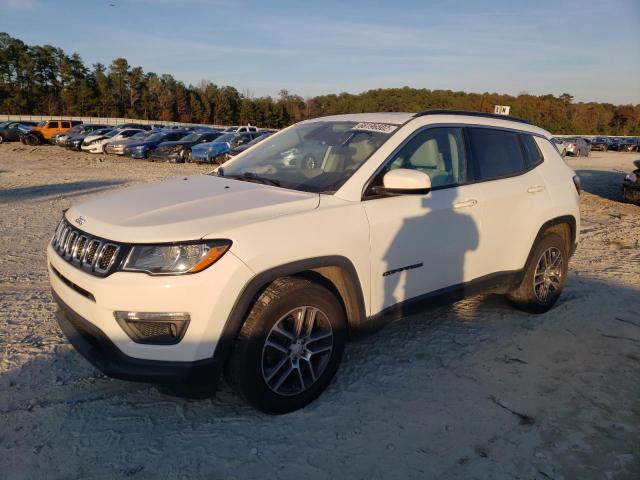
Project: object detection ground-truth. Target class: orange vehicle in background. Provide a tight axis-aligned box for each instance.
[20,119,82,145]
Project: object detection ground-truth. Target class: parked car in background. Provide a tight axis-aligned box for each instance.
[82,128,144,154]
[550,137,569,156]
[190,132,265,163]
[618,138,640,152]
[622,159,640,204]
[588,137,610,151]
[607,138,622,151]
[223,131,275,161]
[0,121,38,143]
[123,130,190,159]
[20,119,82,145]
[222,125,258,133]
[148,130,223,163]
[113,123,153,131]
[563,137,590,157]
[65,127,114,151]
[58,123,110,145]
[103,130,151,155]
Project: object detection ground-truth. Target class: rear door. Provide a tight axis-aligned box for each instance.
[468,127,552,274]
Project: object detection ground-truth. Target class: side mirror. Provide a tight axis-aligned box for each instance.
[375,169,431,195]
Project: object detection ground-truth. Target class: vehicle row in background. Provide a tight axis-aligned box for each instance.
[38,121,276,164]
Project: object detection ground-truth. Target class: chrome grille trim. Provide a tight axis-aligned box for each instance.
[51,219,125,277]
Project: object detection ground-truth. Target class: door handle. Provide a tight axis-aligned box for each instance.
[453,199,478,209]
[527,185,545,194]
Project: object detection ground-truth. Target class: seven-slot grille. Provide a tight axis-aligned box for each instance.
[51,219,123,276]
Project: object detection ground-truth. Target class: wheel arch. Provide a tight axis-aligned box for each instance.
[213,256,367,368]
[526,215,577,270]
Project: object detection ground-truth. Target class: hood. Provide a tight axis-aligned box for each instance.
[193,141,229,152]
[65,174,320,243]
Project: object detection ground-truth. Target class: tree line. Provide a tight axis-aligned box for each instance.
[1,33,638,134]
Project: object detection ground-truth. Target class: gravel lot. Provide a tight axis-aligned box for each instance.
[0,145,639,480]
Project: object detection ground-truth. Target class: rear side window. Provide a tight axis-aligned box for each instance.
[468,128,526,180]
[61,121,70,128]
[48,121,59,128]
[520,134,543,167]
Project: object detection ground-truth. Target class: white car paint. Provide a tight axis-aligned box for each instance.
[48,112,580,366]
[81,129,142,154]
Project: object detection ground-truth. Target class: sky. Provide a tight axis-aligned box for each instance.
[1,0,639,104]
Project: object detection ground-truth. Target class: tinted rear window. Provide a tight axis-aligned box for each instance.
[468,128,526,180]
[49,121,59,128]
[520,134,543,167]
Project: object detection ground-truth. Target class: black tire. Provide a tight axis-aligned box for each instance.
[0,135,4,144]
[24,134,40,146]
[507,233,568,314]
[226,277,346,414]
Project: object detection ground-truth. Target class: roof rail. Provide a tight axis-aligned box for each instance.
[413,109,531,125]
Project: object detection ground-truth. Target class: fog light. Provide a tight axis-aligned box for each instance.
[114,311,190,345]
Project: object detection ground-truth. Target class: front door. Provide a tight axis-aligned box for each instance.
[363,126,484,316]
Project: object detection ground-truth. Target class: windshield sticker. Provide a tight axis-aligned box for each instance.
[351,122,398,134]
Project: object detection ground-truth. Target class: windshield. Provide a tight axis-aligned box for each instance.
[218,121,395,193]
[212,133,237,144]
[178,133,201,142]
[104,129,120,138]
[145,132,165,142]
[131,131,149,140]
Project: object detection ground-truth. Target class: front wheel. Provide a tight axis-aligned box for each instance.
[507,233,568,314]
[24,134,40,146]
[226,277,346,414]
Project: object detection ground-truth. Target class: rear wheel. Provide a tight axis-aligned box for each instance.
[226,277,346,414]
[507,233,568,314]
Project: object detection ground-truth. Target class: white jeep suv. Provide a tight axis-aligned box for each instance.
[48,110,581,414]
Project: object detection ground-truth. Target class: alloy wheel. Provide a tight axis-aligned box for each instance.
[261,306,333,396]
[533,247,563,302]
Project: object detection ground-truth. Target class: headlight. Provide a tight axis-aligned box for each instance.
[122,240,231,275]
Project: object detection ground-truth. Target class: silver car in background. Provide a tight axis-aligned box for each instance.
[563,137,591,157]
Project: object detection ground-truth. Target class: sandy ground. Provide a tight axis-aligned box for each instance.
[0,145,638,480]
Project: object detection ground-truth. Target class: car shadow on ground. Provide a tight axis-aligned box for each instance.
[0,180,125,203]
[1,277,639,479]
[576,169,627,202]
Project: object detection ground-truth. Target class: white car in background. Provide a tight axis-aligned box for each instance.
[81,128,143,154]
[48,110,581,414]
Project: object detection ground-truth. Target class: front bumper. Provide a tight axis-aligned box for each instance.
[105,145,125,155]
[149,151,182,162]
[190,150,215,162]
[47,243,253,364]
[125,149,148,159]
[54,290,220,385]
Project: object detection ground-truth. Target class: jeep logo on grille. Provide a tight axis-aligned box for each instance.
[75,216,87,226]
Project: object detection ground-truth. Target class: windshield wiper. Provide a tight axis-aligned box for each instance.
[227,171,282,187]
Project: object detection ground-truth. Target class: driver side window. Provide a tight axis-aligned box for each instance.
[385,127,468,189]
